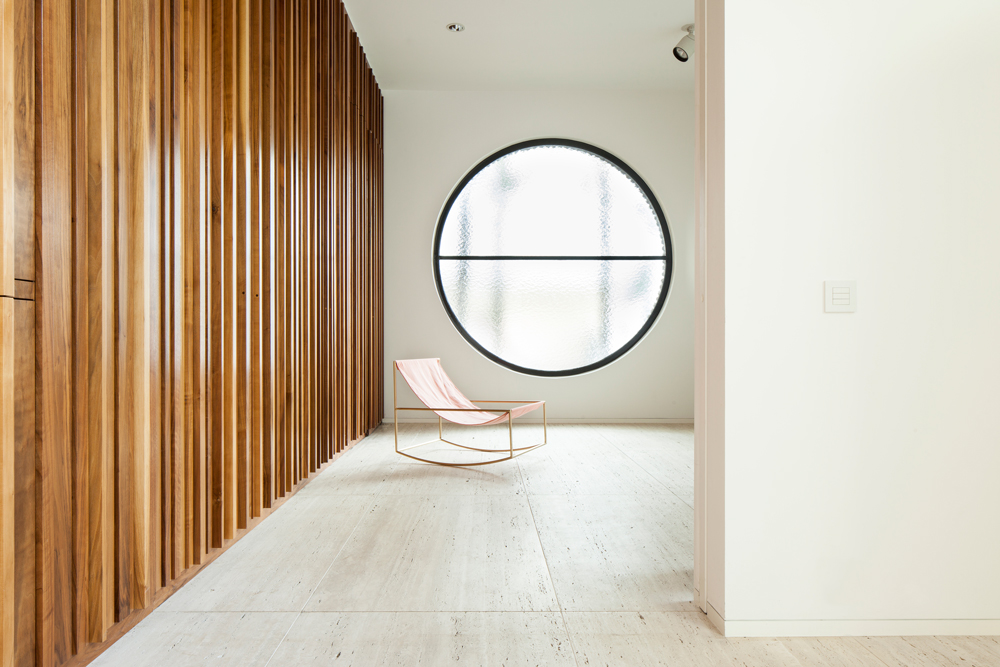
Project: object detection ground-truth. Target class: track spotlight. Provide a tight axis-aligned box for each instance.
[673,24,695,62]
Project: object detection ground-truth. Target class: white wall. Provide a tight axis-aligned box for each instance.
[714,0,1000,635]
[384,90,695,421]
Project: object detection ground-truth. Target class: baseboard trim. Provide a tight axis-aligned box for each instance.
[387,418,695,425]
[720,618,1000,637]
[707,602,726,635]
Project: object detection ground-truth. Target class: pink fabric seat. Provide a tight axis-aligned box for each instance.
[394,358,543,426]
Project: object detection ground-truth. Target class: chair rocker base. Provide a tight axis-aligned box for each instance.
[396,437,546,467]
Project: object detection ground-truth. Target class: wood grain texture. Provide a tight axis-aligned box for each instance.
[1,0,36,295]
[82,0,116,641]
[234,0,249,531]
[1,297,13,667]
[1,27,35,666]
[37,0,76,661]
[0,0,12,297]
[207,0,224,551]
[259,0,273,511]
[220,0,235,544]
[248,0,262,520]
[70,3,89,650]
[117,0,153,615]
[13,298,34,667]
[6,0,382,664]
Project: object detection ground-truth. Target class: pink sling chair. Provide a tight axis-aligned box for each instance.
[393,358,547,466]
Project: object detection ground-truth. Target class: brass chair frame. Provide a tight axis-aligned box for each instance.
[392,361,547,467]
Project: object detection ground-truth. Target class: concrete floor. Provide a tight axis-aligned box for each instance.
[90,424,998,666]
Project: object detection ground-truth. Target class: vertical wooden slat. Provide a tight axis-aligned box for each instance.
[159,0,174,592]
[337,1,345,457]
[260,0,273,510]
[146,0,163,604]
[207,0,223,550]
[37,0,75,660]
[292,0,299,493]
[290,0,298,488]
[0,0,36,292]
[4,16,37,665]
[0,296,13,667]
[156,0,170,594]
[234,0,249,531]
[70,0,91,650]
[320,0,329,466]
[0,0,12,298]
[169,0,186,583]
[12,0,33,286]
[12,298,34,667]
[220,0,236,542]
[117,0,154,615]
[181,0,208,569]
[273,0,287,499]
[303,0,312,476]
[0,1,18,663]
[248,0,262,520]
[305,0,311,470]
[374,86,385,423]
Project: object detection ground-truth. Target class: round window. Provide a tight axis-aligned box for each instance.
[433,139,672,377]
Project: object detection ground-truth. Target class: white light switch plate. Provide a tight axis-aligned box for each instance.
[825,281,857,312]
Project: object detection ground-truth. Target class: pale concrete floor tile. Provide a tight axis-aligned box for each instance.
[565,612,801,667]
[517,432,669,496]
[856,636,992,667]
[529,493,694,611]
[589,424,693,454]
[161,494,375,612]
[937,636,1000,665]
[89,611,296,667]
[297,429,402,496]
[381,455,525,495]
[718,638,808,667]
[590,424,694,506]
[304,495,558,612]
[268,612,575,666]
[779,637,887,666]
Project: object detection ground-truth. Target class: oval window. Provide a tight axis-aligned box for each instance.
[433,139,672,377]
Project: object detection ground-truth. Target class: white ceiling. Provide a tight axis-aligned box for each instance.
[342,0,695,91]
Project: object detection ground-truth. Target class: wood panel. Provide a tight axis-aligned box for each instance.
[1,0,35,293]
[117,0,154,617]
[1,4,36,663]
[37,0,76,662]
[1,296,13,667]
[81,0,116,643]
[0,0,383,664]
[13,298,34,667]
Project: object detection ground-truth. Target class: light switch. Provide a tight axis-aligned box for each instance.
[825,280,857,313]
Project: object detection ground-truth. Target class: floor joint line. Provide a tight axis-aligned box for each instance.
[263,432,389,667]
[517,455,582,667]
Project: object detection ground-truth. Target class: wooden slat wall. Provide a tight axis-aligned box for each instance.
[0,0,383,665]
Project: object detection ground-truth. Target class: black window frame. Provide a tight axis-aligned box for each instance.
[432,138,674,377]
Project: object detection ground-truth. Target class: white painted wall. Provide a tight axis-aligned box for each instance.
[716,0,1000,634]
[384,90,695,421]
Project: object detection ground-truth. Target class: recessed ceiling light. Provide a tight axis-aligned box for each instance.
[446,23,465,33]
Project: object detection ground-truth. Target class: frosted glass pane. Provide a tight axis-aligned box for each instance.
[439,145,665,257]
[440,259,666,372]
